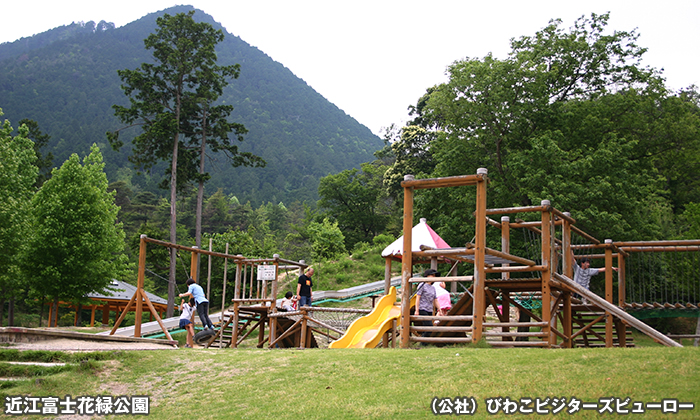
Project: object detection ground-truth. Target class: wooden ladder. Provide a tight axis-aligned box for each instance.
[571,307,635,348]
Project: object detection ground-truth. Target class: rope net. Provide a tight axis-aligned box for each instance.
[625,249,700,308]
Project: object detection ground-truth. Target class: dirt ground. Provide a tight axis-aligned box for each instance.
[4,338,177,352]
[1,327,179,352]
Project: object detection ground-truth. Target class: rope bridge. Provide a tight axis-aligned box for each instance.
[623,246,700,314]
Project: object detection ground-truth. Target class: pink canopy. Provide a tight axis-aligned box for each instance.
[381,218,450,258]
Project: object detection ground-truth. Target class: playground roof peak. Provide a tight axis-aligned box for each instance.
[381,218,450,258]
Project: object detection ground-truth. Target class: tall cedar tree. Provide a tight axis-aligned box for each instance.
[108,11,259,315]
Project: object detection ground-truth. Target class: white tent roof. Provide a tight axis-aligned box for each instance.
[381,218,450,258]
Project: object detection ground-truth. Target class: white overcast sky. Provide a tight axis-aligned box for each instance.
[2,1,699,136]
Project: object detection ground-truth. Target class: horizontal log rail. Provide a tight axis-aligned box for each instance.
[619,246,700,252]
[411,336,473,343]
[485,205,548,216]
[411,326,473,333]
[485,248,536,266]
[489,341,549,347]
[482,331,547,337]
[482,321,547,328]
[410,315,474,322]
[231,298,274,304]
[143,236,246,260]
[486,265,547,273]
[409,276,474,283]
[413,247,475,259]
[614,240,700,247]
[401,174,484,189]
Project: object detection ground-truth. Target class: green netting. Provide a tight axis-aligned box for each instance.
[513,293,542,310]
[627,308,700,320]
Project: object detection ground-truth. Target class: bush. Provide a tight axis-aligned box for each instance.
[373,234,394,247]
[352,241,371,255]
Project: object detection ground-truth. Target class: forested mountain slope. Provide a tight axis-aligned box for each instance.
[0,5,383,205]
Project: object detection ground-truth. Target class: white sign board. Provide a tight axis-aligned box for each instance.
[257,265,276,281]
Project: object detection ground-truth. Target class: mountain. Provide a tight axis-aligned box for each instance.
[0,5,383,205]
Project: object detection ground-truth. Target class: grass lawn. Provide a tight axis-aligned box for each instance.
[1,342,699,419]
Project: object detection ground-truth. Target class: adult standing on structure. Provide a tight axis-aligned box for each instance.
[179,278,215,330]
[414,269,439,339]
[296,267,314,308]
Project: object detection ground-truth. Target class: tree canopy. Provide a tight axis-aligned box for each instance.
[23,145,129,307]
[0,111,39,322]
[318,161,391,250]
[391,13,700,243]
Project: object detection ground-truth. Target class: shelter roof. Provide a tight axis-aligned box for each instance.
[87,280,167,306]
[381,218,450,259]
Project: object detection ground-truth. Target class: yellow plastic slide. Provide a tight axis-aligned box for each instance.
[329,286,403,349]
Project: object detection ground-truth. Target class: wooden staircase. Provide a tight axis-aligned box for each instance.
[205,309,262,349]
[571,306,635,348]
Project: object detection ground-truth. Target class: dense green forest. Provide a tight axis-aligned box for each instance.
[0,5,383,206]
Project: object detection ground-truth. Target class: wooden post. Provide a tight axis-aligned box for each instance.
[384,257,392,295]
[540,200,553,347]
[500,216,511,338]
[269,255,280,346]
[383,256,393,346]
[112,235,173,340]
[102,304,109,326]
[400,175,415,348]
[562,212,573,348]
[605,239,613,348]
[219,244,230,316]
[501,216,510,280]
[134,235,148,337]
[300,309,308,348]
[207,238,213,299]
[617,253,626,347]
[189,247,198,281]
[232,261,241,348]
[472,168,488,342]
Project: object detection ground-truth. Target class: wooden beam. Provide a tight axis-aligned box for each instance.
[401,174,482,189]
[485,205,548,216]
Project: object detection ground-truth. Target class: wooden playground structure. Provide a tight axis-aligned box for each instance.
[396,169,695,348]
[109,235,369,349]
[109,168,699,349]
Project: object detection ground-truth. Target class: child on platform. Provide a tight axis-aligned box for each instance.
[179,298,196,348]
[280,291,297,311]
[434,281,452,325]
